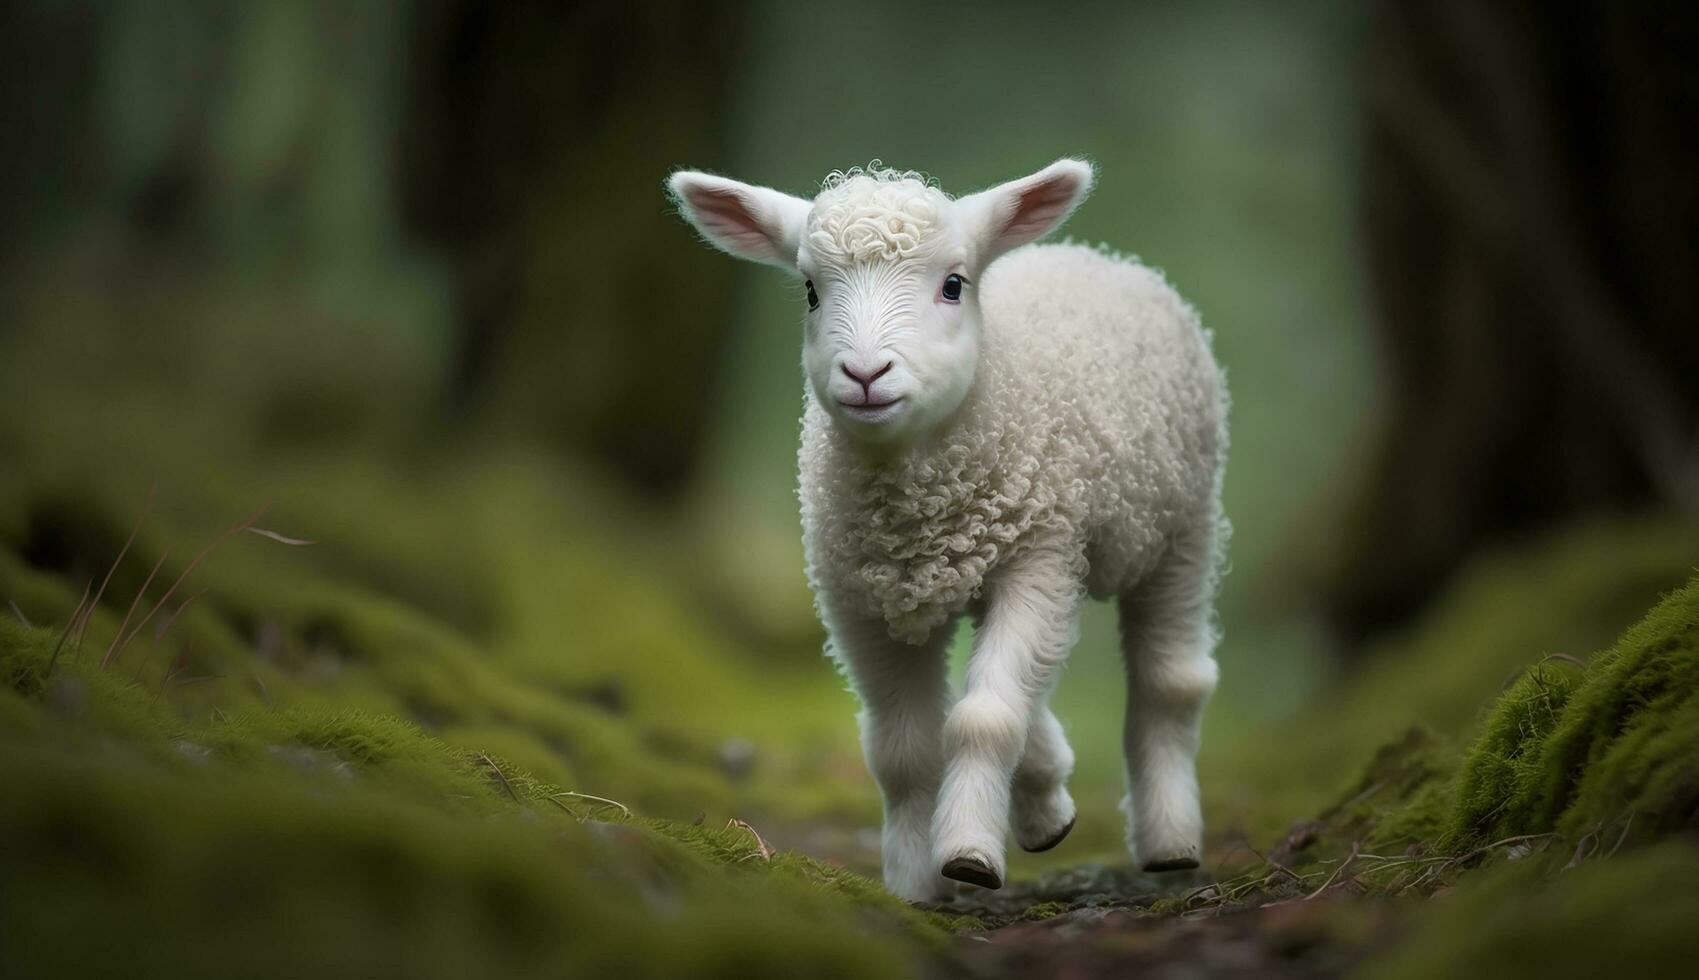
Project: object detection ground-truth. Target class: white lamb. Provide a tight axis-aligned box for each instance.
[668,159,1227,902]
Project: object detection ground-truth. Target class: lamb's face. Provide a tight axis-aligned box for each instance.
[796,175,978,448]
[668,159,1095,454]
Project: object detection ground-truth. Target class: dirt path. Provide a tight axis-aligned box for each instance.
[932,863,1402,979]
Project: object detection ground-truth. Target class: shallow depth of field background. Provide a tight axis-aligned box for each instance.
[2,0,1695,943]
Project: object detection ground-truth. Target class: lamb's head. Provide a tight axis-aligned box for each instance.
[667,159,1094,451]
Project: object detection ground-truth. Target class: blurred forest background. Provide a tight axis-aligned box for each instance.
[1,1,1696,976]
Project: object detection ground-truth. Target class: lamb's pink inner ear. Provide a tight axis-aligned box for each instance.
[686,185,778,257]
[998,170,1087,243]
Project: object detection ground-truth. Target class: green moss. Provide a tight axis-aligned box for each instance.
[1205,516,1699,849]
[1265,573,1699,900]
[1449,575,1699,844]
[1450,663,1582,841]
[1317,726,1455,850]
[0,613,944,978]
[1363,841,1699,979]
[1021,900,1073,921]
[0,446,866,827]
[0,740,927,980]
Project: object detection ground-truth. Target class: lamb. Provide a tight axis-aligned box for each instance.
[667,158,1228,902]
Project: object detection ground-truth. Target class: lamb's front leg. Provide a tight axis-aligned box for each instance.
[934,552,1081,889]
[825,607,955,903]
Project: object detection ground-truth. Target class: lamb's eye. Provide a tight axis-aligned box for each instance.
[941,273,966,303]
[805,280,819,310]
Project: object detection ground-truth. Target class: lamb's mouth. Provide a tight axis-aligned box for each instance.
[838,397,905,419]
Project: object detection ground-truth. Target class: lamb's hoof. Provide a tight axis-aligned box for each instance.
[941,856,1002,890]
[1021,815,1075,853]
[1142,855,1201,873]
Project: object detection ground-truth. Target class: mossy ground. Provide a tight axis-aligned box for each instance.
[0,615,951,980]
[0,394,945,977]
[1137,571,1699,974]
[2,385,1697,975]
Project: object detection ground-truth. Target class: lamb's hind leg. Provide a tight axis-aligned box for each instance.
[1010,702,1077,852]
[825,606,955,903]
[1118,523,1220,872]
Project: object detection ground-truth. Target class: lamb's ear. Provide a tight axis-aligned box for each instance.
[667,170,812,271]
[960,158,1095,264]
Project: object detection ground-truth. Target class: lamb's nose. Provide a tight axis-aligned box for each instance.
[841,361,894,389]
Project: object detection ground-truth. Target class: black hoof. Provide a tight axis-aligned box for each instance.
[1142,855,1201,873]
[942,856,1003,890]
[1022,815,1076,853]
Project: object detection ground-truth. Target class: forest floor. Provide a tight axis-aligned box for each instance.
[2,408,1697,978]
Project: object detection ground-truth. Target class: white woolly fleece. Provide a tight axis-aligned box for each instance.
[798,241,1228,644]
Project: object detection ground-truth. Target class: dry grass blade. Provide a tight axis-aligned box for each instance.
[1606,811,1636,858]
[551,791,631,819]
[101,548,170,669]
[246,527,315,546]
[726,818,774,861]
[1305,841,1360,900]
[74,487,154,654]
[478,752,519,801]
[153,588,209,642]
[1562,830,1600,871]
[1398,865,1440,896]
[1441,832,1557,874]
[104,502,273,670]
[8,599,32,628]
[45,579,91,679]
[1244,844,1305,886]
[149,646,190,709]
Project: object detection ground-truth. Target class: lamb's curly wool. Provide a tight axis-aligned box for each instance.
[808,167,950,264]
[799,241,1227,644]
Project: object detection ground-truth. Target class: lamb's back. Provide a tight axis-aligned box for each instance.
[979,243,1226,594]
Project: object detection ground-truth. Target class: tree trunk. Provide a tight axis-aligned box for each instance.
[1328,0,1699,641]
